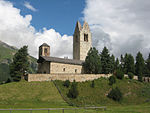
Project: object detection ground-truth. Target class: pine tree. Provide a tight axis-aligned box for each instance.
[110,54,115,73]
[127,54,135,74]
[123,54,135,74]
[9,46,29,81]
[145,53,150,77]
[135,52,145,81]
[115,58,120,70]
[67,81,79,99]
[124,53,128,74]
[83,47,101,74]
[100,47,111,74]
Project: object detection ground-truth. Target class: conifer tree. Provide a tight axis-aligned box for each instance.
[115,58,120,70]
[123,53,135,74]
[110,54,115,73]
[67,81,79,99]
[145,53,150,77]
[124,53,128,73]
[127,54,135,74]
[10,46,29,81]
[100,47,111,74]
[135,52,145,81]
[83,47,101,74]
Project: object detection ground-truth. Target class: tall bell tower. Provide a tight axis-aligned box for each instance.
[73,21,92,61]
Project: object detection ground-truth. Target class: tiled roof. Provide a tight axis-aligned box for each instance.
[38,56,84,65]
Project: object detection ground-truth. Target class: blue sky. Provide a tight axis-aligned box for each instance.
[11,0,85,35]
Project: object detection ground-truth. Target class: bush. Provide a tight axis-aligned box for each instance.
[107,87,122,101]
[128,72,134,79]
[63,80,70,88]
[67,81,79,99]
[91,80,95,88]
[109,76,116,85]
[116,70,124,80]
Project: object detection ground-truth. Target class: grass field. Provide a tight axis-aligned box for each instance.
[0,79,150,113]
[0,81,68,108]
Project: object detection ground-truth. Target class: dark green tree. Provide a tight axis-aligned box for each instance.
[115,58,120,70]
[67,81,79,99]
[145,53,150,77]
[110,55,115,73]
[124,54,135,74]
[63,80,70,88]
[135,52,145,81]
[109,76,116,85]
[100,47,111,74]
[128,72,134,79]
[107,87,122,101]
[123,53,128,73]
[116,69,124,80]
[83,47,101,74]
[9,46,29,81]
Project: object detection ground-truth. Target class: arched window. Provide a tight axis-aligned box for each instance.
[44,48,48,54]
[75,69,77,73]
[84,34,88,42]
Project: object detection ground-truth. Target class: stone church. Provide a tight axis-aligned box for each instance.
[37,21,92,74]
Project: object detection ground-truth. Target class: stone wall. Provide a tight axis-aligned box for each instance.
[27,74,149,82]
[28,74,112,82]
[50,62,83,74]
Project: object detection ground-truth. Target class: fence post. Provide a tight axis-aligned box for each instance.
[75,109,77,113]
[30,109,32,113]
[10,109,11,113]
[48,109,50,113]
[62,108,64,113]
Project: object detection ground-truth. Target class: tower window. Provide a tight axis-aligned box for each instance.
[44,48,48,53]
[75,69,77,73]
[84,34,88,42]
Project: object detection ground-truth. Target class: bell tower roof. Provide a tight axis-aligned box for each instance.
[40,43,50,47]
[83,21,90,31]
[74,21,82,34]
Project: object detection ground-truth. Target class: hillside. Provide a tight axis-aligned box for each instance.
[0,81,68,108]
[0,79,150,112]
[0,40,37,83]
[55,78,150,106]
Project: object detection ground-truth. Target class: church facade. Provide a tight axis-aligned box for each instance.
[37,21,92,74]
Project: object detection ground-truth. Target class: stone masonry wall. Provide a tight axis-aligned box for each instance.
[27,74,150,82]
[50,62,83,74]
[28,74,112,82]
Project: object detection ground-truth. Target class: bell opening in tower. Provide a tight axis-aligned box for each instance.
[84,34,88,42]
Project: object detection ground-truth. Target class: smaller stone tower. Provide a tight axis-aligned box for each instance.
[39,43,50,57]
[73,21,92,61]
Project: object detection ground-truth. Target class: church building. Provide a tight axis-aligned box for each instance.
[37,21,92,74]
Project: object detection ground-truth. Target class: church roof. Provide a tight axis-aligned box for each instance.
[40,43,50,47]
[37,56,84,65]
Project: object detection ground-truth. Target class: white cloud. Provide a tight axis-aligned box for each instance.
[24,1,37,12]
[83,0,150,58]
[0,0,72,59]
